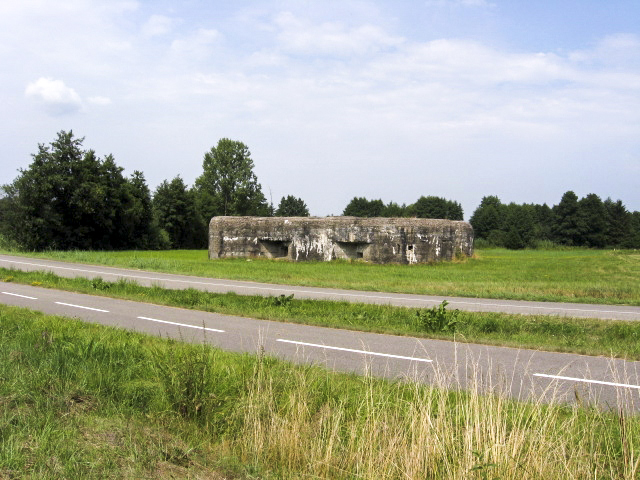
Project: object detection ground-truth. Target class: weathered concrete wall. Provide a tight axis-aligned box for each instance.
[209,216,473,264]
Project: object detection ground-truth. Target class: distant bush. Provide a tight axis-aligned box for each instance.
[470,192,640,250]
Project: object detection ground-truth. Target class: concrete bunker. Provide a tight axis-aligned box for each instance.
[209,216,474,264]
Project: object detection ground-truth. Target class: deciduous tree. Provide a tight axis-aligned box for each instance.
[469,195,504,242]
[409,196,463,220]
[382,201,408,217]
[502,203,535,249]
[194,139,269,220]
[153,176,206,249]
[342,197,385,217]
[275,195,309,217]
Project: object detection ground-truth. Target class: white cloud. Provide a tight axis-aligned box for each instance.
[97,1,139,15]
[25,77,82,115]
[570,33,640,69]
[274,11,404,57]
[3,2,640,216]
[142,14,176,37]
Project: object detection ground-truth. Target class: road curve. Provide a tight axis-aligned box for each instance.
[1,282,639,411]
[0,253,639,321]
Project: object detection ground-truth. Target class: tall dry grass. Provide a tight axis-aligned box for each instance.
[236,357,640,479]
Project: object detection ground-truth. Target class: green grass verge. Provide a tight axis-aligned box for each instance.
[2,304,639,479]
[3,267,640,360]
[3,247,639,305]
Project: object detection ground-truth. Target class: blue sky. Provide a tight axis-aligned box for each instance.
[1,0,639,218]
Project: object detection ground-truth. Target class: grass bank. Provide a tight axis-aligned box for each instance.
[4,248,639,305]
[2,304,639,479]
[3,267,640,359]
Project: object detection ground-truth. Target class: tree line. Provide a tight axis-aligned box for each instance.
[1,131,638,251]
[0,131,308,250]
[341,196,463,220]
[470,193,640,249]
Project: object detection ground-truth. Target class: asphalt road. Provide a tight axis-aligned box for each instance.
[2,282,640,410]
[1,254,639,320]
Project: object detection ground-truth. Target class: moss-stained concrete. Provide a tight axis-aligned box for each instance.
[209,216,473,264]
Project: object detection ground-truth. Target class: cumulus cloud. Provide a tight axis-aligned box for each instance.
[373,39,572,87]
[25,77,82,115]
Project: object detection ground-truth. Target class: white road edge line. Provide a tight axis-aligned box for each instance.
[277,339,432,363]
[138,316,225,333]
[534,373,640,390]
[3,258,640,317]
[55,302,109,313]
[2,291,37,300]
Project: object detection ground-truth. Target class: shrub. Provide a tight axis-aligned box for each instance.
[415,300,461,333]
[270,294,294,307]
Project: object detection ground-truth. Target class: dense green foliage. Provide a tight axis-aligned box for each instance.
[342,195,462,220]
[152,176,206,249]
[275,194,309,216]
[343,196,387,217]
[340,193,638,250]
[0,133,312,251]
[410,195,464,220]
[0,131,158,250]
[193,138,270,219]
[470,191,640,249]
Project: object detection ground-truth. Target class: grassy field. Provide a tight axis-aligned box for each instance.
[2,304,639,479]
[5,247,640,305]
[3,267,640,360]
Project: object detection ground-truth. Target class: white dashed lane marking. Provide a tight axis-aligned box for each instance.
[137,316,225,333]
[55,302,109,313]
[534,373,640,390]
[277,339,432,363]
[2,291,37,300]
